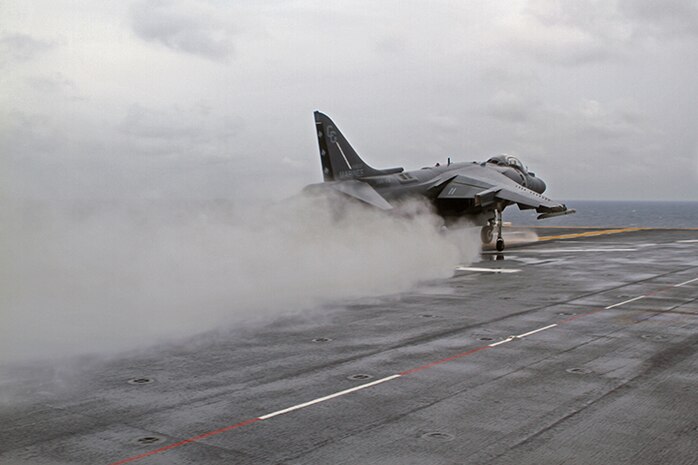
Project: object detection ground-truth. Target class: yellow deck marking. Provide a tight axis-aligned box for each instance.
[537,227,647,242]
[529,226,698,231]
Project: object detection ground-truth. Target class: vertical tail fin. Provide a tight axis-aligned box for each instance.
[314,111,403,181]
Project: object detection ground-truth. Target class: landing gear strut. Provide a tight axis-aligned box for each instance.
[495,209,505,252]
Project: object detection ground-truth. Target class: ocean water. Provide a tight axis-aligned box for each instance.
[504,201,698,229]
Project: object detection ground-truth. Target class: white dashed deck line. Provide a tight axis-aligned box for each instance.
[259,375,402,420]
[516,324,558,338]
[674,277,698,287]
[107,274,698,465]
[605,295,645,309]
[488,337,515,347]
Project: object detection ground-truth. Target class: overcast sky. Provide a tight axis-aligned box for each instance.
[2,0,698,201]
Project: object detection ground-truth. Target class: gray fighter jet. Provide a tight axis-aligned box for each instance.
[306,111,575,251]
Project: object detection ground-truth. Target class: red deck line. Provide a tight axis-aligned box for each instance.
[108,418,261,465]
[107,276,695,464]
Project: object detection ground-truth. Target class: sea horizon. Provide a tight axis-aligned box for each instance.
[505,199,698,228]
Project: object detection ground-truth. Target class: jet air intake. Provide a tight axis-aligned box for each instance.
[527,176,546,194]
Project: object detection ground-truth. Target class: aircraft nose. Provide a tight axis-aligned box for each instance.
[529,176,546,194]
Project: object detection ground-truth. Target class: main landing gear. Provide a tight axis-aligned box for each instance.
[480,209,505,252]
[480,223,493,244]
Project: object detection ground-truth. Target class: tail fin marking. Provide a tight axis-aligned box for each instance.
[314,111,403,181]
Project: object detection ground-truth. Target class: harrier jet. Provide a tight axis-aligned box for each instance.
[307,111,574,251]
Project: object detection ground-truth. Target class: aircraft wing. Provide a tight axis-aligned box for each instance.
[492,184,564,211]
[436,174,574,218]
[496,185,576,218]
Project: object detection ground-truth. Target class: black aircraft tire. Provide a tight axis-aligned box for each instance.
[496,238,505,252]
[481,226,494,244]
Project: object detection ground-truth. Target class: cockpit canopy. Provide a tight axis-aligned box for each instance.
[487,154,527,173]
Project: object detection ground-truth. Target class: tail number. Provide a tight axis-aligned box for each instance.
[327,125,338,143]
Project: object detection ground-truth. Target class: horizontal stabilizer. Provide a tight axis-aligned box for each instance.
[331,180,393,210]
[370,167,404,176]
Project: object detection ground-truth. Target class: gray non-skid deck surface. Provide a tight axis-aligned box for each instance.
[2,228,698,465]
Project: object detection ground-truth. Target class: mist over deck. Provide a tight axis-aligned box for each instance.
[2,227,697,465]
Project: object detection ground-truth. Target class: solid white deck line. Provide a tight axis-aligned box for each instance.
[261,295,660,421]
[676,240,698,243]
[486,324,559,347]
[260,296,648,422]
[516,324,558,338]
[259,322,564,420]
[259,375,402,420]
[605,295,645,309]
[488,337,515,347]
[107,276,698,465]
[674,277,698,287]
[520,248,638,253]
[455,266,521,274]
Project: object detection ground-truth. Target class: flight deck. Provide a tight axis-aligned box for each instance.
[2,227,697,465]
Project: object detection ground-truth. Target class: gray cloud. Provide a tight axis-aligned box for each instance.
[2,111,60,158]
[621,0,698,38]
[480,97,679,199]
[24,73,82,101]
[117,104,244,159]
[503,99,651,156]
[553,99,646,141]
[505,0,698,67]
[119,104,204,141]
[374,35,408,56]
[485,91,540,123]
[497,1,630,66]
[1,0,697,202]
[1,101,250,200]
[3,0,698,369]
[0,33,53,67]
[130,0,236,60]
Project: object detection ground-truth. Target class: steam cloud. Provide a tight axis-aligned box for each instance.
[1,194,479,365]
